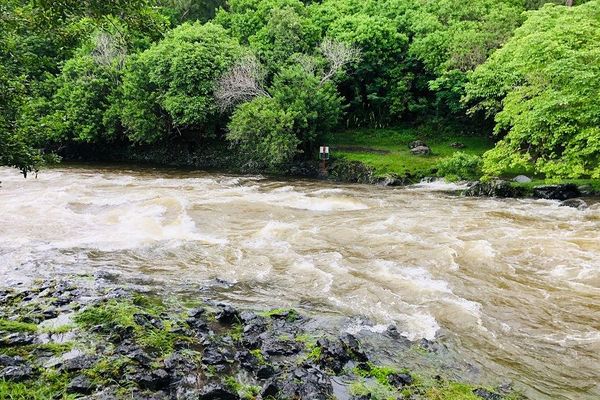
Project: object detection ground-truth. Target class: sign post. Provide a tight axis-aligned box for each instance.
[319,145,329,177]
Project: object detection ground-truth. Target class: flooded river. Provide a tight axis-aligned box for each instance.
[0,165,599,399]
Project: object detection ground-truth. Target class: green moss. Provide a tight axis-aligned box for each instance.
[250,349,267,365]
[354,363,404,387]
[74,296,177,356]
[224,377,260,400]
[0,368,75,400]
[0,318,38,333]
[85,356,134,386]
[349,380,398,400]
[425,382,482,400]
[230,323,244,342]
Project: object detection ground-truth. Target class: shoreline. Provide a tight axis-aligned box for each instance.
[0,278,523,400]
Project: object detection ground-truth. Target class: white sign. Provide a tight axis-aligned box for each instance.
[320,146,329,154]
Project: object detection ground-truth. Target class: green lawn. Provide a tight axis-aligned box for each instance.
[323,127,493,177]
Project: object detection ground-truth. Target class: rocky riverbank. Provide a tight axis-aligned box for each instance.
[0,278,523,400]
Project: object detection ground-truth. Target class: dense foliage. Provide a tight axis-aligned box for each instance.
[0,0,597,178]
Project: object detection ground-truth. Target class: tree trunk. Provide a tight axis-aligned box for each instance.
[565,0,574,6]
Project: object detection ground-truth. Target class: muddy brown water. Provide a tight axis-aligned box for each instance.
[0,165,599,399]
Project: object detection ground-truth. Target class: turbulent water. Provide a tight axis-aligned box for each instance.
[1,165,599,399]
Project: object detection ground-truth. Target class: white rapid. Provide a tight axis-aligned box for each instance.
[0,165,599,399]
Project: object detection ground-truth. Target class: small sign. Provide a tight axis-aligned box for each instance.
[319,146,330,160]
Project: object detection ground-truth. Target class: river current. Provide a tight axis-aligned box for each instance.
[0,165,599,399]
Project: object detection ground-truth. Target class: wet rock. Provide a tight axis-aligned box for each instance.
[329,161,377,184]
[450,142,466,149]
[512,175,531,183]
[131,369,170,391]
[0,364,34,382]
[261,334,302,356]
[411,145,431,155]
[463,180,522,198]
[215,305,239,324]
[240,312,268,348]
[533,184,580,200]
[202,343,232,365]
[117,343,152,366]
[278,365,334,399]
[377,174,405,187]
[316,338,350,373]
[0,332,36,347]
[186,308,209,334]
[473,388,503,400]
[67,375,95,395]
[340,333,368,362]
[256,364,276,380]
[577,185,597,196]
[198,383,239,400]
[388,372,413,387]
[559,198,588,210]
[408,140,427,149]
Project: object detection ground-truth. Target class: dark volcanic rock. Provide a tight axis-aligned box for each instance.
[388,372,413,387]
[316,338,350,373]
[134,313,163,330]
[0,364,34,382]
[67,375,95,394]
[0,332,35,347]
[198,383,239,400]
[240,312,268,348]
[0,355,25,367]
[559,198,588,210]
[215,305,239,324]
[277,365,334,399]
[261,334,302,356]
[130,369,170,391]
[62,354,96,372]
[473,388,503,400]
[533,184,580,200]
[463,180,522,198]
[340,333,368,362]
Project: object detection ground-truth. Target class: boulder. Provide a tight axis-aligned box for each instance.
[473,388,502,400]
[463,180,522,198]
[533,184,580,200]
[559,198,588,210]
[215,305,239,325]
[512,175,531,183]
[408,140,427,149]
[450,142,466,149]
[67,375,95,395]
[198,383,239,400]
[410,145,431,156]
[0,364,34,382]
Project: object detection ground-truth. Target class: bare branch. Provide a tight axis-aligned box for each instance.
[319,38,361,86]
[214,55,270,112]
[91,32,126,69]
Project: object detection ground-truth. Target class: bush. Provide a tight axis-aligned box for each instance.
[435,152,482,181]
[227,96,298,169]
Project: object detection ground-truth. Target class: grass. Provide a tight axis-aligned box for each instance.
[324,127,492,178]
[0,318,38,333]
[511,178,600,194]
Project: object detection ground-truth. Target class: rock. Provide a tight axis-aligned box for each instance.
[0,355,25,367]
[512,175,531,183]
[450,142,466,149]
[130,369,170,391]
[408,140,427,149]
[577,185,596,196]
[202,344,230,365]
[473,388,503,400]
[0,364,34,382]
[198,383,239,400]
[260,334,302,356]
[533,184,580,200]
[316,338,350,373]
[62,354,96,372]
[240,312,268,348]
[388,373,413,387]
[278,365,334,399]
[410,145,431,156]
[377,175,405,187]
[330,161,377,184]
[215,305,239,325]
[463,180,522,198]
[67,375,95,395]
[133,313,163,330]
[339,333,368,362]
[0,333,35,347]
[559,198,588,210]
[256,364,276,380]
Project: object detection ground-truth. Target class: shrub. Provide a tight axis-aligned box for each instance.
[435,152,482,181]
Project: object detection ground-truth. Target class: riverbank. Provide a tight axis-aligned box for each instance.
[0,278,523,400]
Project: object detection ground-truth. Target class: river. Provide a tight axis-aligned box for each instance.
[0,165,599,399]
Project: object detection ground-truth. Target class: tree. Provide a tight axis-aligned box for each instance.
[465,2,600,178]
[121,22,242,143]
[214,54,270,112]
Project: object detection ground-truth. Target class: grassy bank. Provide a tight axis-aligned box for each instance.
[324,127,492,178]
